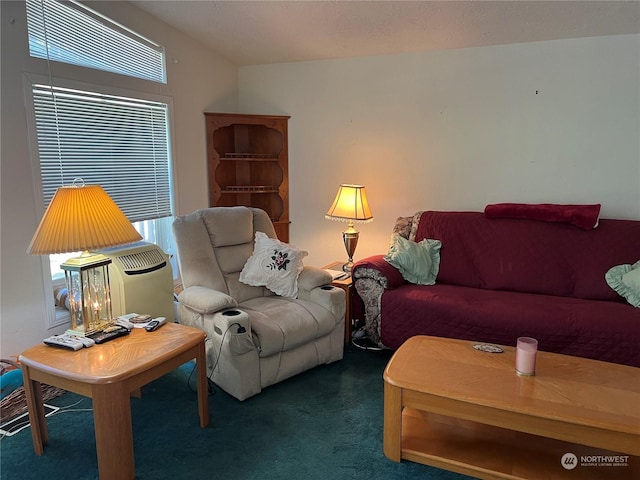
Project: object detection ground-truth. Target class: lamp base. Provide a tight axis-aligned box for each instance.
[65,321,110,337]
[342,225,359,274]
[62,252,113,337]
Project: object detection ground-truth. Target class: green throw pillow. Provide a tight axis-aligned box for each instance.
[384,234,441,285]
[606,261,640,308]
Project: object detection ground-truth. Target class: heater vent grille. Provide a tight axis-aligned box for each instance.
[116,249,166,272]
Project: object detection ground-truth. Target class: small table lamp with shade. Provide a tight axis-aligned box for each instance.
[325,184,373,273]
[27,178,142,336]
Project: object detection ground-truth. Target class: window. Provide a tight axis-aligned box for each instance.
[33,85,172,223]
[25,0,176,303]
[26,0,166,83]
[31,84,175,285]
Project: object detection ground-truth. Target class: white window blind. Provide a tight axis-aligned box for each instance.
[26,0,166,84]
[32,84,172,222]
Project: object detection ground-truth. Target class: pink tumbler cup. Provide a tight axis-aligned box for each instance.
[515,337,538,376]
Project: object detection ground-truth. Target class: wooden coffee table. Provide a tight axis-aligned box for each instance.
[20,322,208,480]
[383,336,640,479]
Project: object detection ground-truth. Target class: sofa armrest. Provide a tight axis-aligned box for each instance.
[352,255,405,289]
[177,286,238,314]
[351,255,404,348]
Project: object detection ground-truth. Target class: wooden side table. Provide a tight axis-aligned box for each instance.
[323,261,356,344]
[19,322,208,480]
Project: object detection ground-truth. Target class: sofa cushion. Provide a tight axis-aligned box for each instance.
[606,261,640,307]
[380,283,640,367]
[240,232,307,298]
[413,211,640,301]
[384,234,441,285]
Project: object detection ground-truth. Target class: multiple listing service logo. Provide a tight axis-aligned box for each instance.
[561,453,629,470]
[561,453,578,470]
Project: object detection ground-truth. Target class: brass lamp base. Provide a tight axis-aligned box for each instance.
[342,222,359,273]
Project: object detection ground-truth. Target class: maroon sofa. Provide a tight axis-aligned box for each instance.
[352,210,640,367]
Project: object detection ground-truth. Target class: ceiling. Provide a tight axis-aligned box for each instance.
[130,1,640,66]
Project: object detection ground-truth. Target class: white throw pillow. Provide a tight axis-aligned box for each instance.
[240,231,308,298]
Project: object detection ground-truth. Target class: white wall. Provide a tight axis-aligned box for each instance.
[238,34,640,267]
[0,0,238,357]
[2,1,639,358]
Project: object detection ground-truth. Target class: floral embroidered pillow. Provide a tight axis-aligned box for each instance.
[240,231,308,298]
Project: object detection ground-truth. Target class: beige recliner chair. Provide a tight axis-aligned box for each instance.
[172,206,345,400]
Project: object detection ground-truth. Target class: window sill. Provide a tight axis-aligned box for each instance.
[53,306,70,328]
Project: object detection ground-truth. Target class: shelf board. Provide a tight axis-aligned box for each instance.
[222,186,279,193]
[400,408,638,480]
[220,153,279,161]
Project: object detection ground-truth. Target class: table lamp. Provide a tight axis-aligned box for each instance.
[28,179,142,336]
[325,184,373,273]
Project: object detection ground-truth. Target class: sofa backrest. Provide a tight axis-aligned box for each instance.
[173,206,276,302]
[413,211,640,301]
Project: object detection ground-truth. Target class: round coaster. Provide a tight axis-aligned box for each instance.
[473,343,504,353]
[130,314,152,324]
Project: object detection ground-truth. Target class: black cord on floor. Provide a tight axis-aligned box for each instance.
[186,362,216,396]
[186,321,244,396]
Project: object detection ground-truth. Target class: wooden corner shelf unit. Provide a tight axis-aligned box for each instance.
[205,112,290,242]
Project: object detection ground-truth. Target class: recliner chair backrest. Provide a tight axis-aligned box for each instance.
[173,206,277,302]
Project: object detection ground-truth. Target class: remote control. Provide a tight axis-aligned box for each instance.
[115,317,134,330]
[145,317,167,332]
[44,334,84,351]
[68,335,95,348]
[88,325,131,344]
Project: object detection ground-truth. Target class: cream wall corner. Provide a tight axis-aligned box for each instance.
[238,34,640,267]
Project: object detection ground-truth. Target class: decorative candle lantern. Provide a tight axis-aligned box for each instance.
[62,254,113,336]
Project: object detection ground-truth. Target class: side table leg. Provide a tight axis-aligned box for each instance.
[344,285,352,345]
[21,366,48,454]
[383,381,402,462]
[92,382,135,479]
[196,342,209,427]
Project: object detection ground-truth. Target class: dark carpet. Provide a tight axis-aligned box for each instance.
[0,345,474,480]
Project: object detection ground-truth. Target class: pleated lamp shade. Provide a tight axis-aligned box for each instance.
[28,183,142,255]
[325,184,373,223]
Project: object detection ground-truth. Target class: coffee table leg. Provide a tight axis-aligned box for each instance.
[383,381,402,462]
[21,366,48,454]
[196,342,209,427]
[92,382,135,479]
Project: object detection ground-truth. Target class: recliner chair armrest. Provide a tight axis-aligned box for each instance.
[209,309,253,355]
[297,266,333,295]
[297,266,345,321]
[303,285,346,323]
[177,286,238,314]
